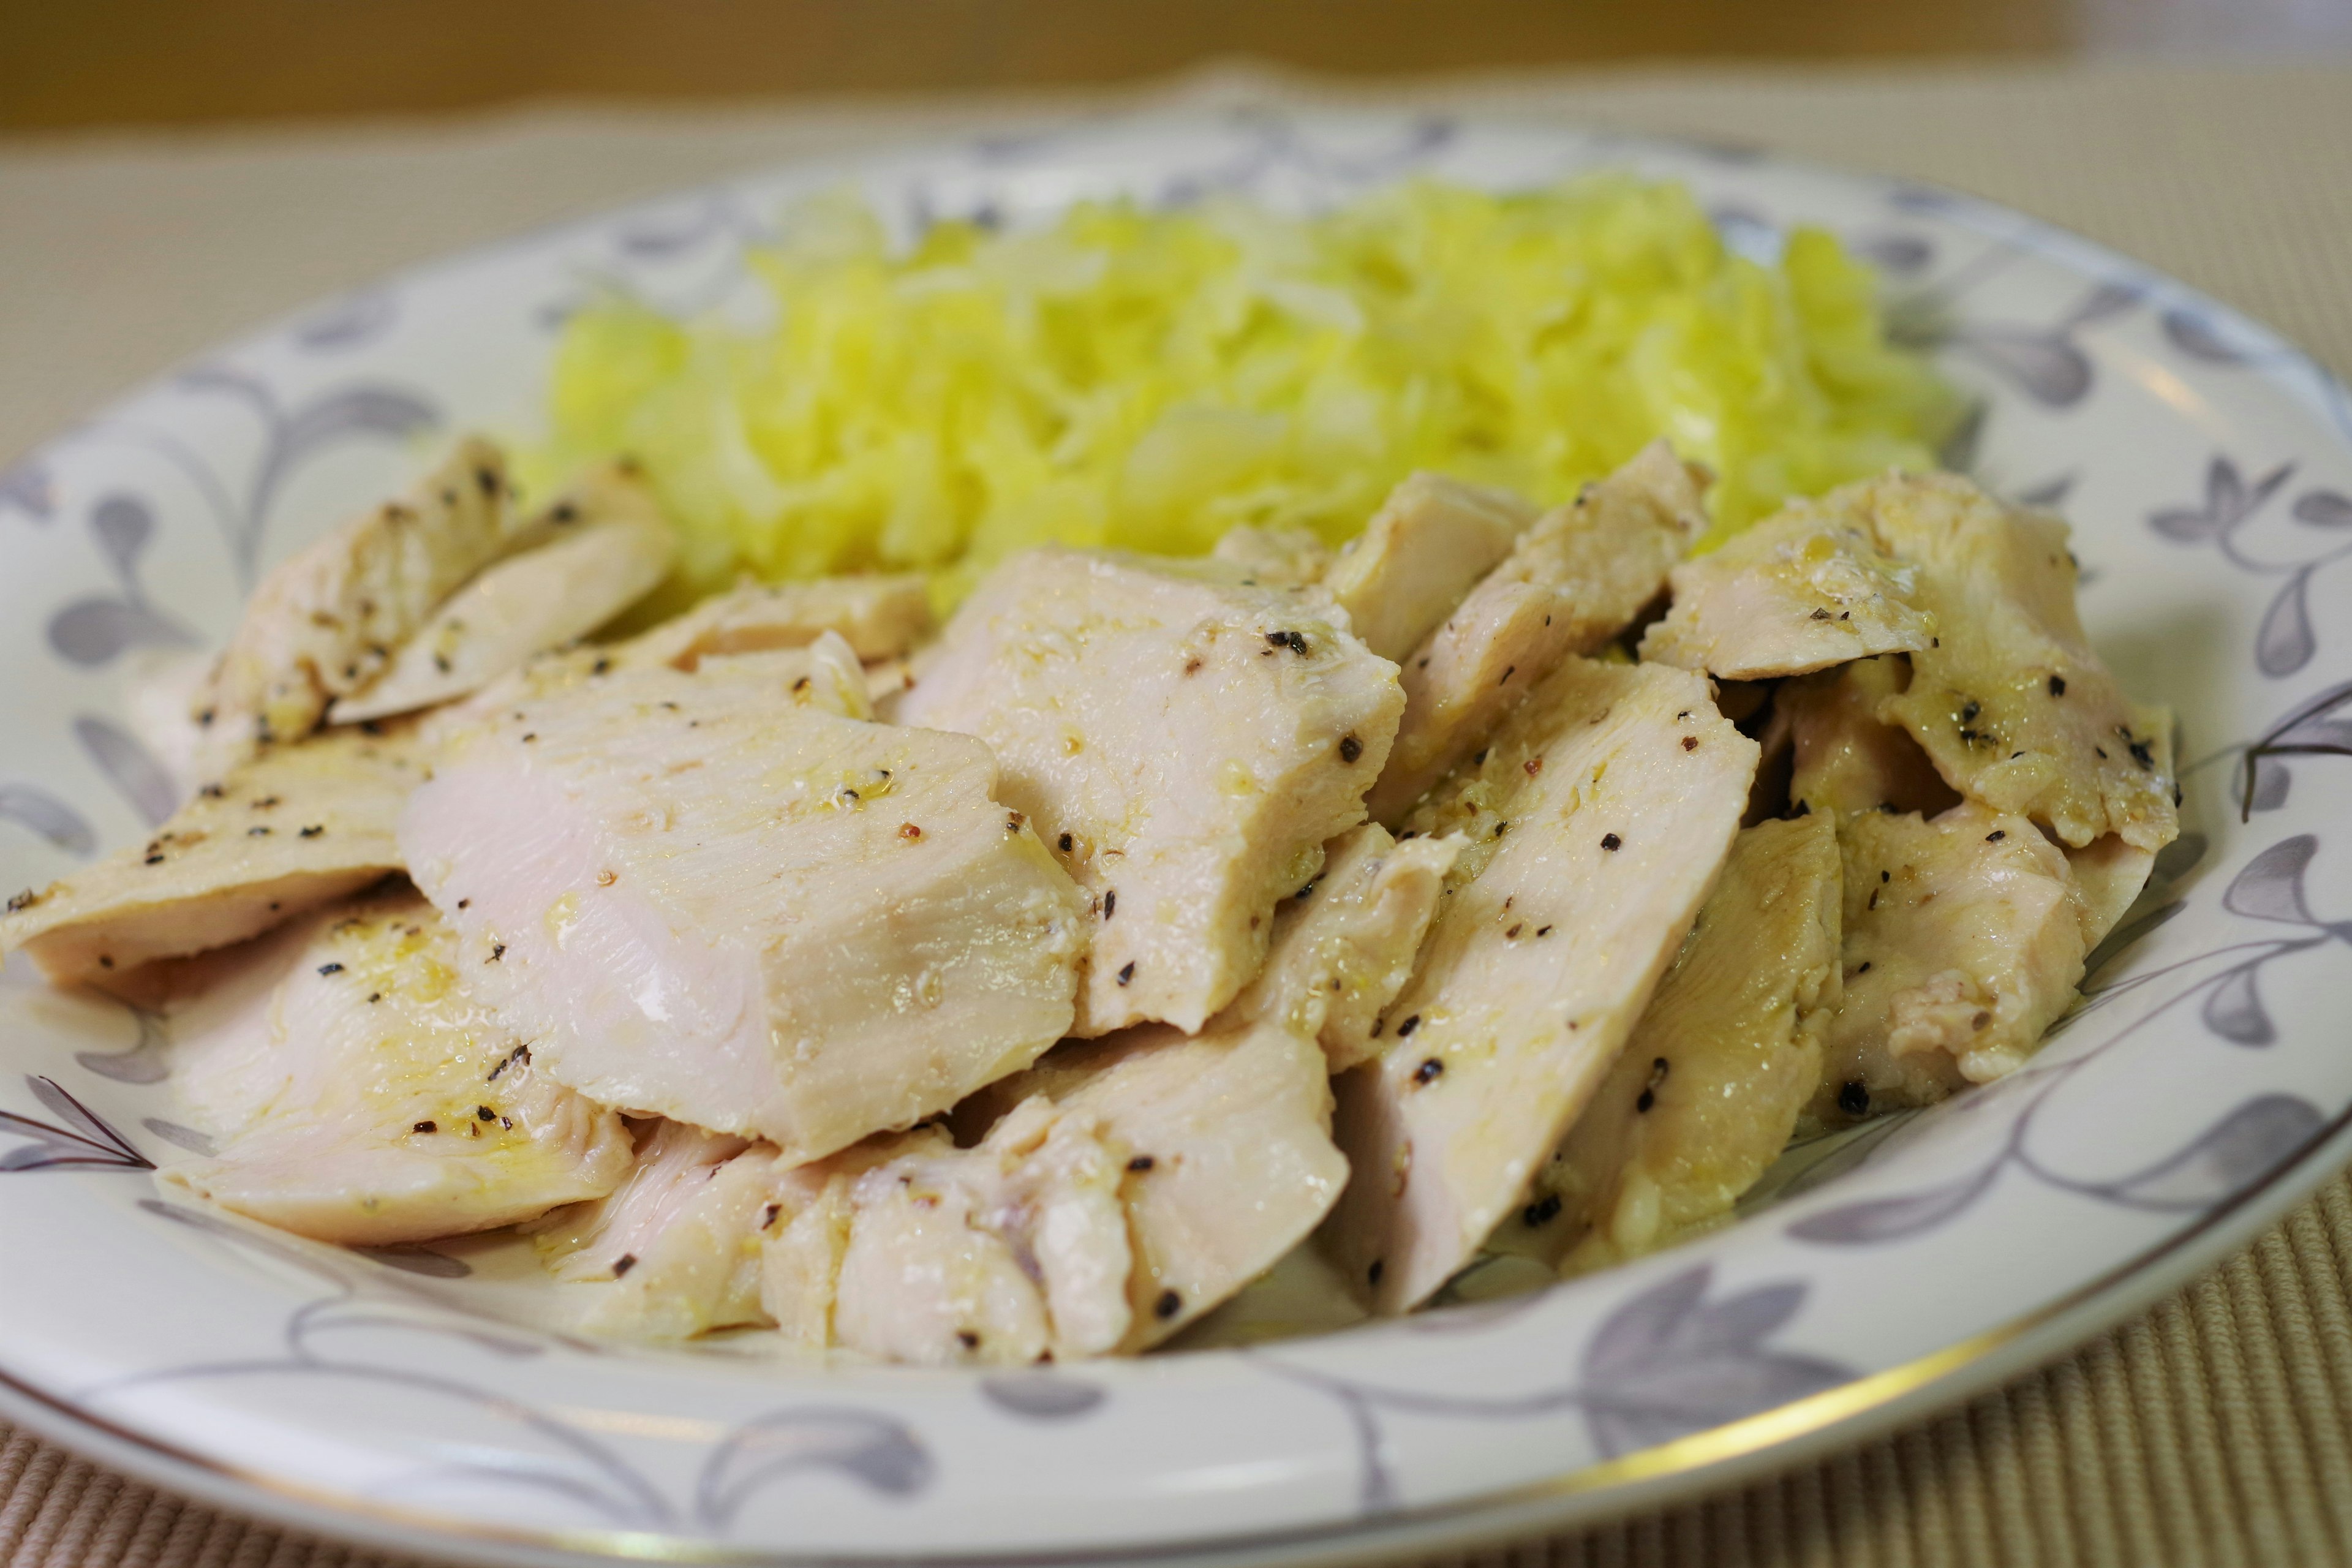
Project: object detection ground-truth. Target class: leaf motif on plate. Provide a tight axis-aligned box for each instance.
[697,1408,933,1528]
[2293,489,2352,529]
[0,783,96,856]
[979,1371,1106,1420]
[1578,1264,1852,1459]
[2202,962,2276,1046]
[2257,568,2318,677]
[89,493,154,581]
[0,1075,152,1171]
[2162,307,2260,364]
[48,598,195,667]
[2093,1093,2324,1208]
[2223,835,2318,927]
[293,290,398,352]
[140,1118,216,1155]
[1786,1165,1998,1246]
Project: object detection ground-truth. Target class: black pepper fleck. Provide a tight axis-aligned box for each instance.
[2048,674,2067,696]
[1522,1193,1562,1227]
[1339,734,1363,764]
[1057,832,1073,851]
[316,962,344,976]
[300,824,324,838]
[413,1120,437,1134]
[1128,1155,1155,1172]
[1600,832,1623,851]
[1155,1290,1182,1320]
[1117,961,1136,986]
[612,1254,638,1278]
[1414,1057,1443,1084]
[1103,889,1117,918]
[487,943,506,962]
[1838,1080,1871,1118]
[1396,1014,1421,1038]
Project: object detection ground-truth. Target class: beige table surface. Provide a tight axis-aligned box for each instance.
[6,58,2352,1568]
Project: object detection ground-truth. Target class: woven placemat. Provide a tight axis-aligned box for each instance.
[4,57,2351,1568]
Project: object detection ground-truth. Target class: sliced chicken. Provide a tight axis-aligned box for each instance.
[896,547,1402,1035]
[1366,441,1708,824]
[2,725,420,987]
[399,655,1088,1161]
[2064,704,2175,946]
[824,1098,1135,1365]
[1779,657,1959,818]
[1322,473,1533,663]
[1510,813,1841,1273]
[981,1019,1349,1349]
[1226,823,1464,1071]
[1212,524,1333,589]
[1329,657,1757,1312]
[328,465,674,723]
[190,437,525,771]
[1843,473,2177,851]
[153,890,631,1246]
[1814,801,2089,1124]
[1638,498,1936,677]
[624,573,935,669]
[535,1120,778,1340]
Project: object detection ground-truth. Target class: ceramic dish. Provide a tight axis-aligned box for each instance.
[4,108,2351,1568]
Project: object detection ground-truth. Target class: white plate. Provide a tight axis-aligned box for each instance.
[4,108,2352,1568]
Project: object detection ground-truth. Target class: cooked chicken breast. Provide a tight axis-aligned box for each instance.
[988,1019,1349,1349]
[1638,499,1936,677]
[1848,473,2177,851]
[1779,657,1959,817]
[1813,801,2089,1125]
[190,437,525,771]
[328,465,674,723]
[1329,657,1757,1312]
[624,573,935,669]
[2064,705,2175,946]
[1226,823,1464,1071]
[154,890,632,1246]
[896,547,1402,1035]
[1324,473,1534,663]
[399,655,1088,1160]
[1212,524,1333,589]
[535,1120,778,1340]
[2,725,420,986]
[1512,813,1841,1273]
[824,1098,1135,1365]
[1366,442,1707,824]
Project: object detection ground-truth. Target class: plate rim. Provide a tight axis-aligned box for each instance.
[4,100,2350,1568]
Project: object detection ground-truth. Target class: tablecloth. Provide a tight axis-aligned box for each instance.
[5,57,2352,1568]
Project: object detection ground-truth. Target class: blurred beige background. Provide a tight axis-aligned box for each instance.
[3,0,2350,132]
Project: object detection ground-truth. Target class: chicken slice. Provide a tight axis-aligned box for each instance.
[896,547,1402,1035]
[624,573,935,669]
[1212,524,1333,589]
[328,465,674,723]
[2063,704,2176,946]
[1779,657,1959,818]
[1323,473,1534,663]
[2,725,421,987]
[1509,813,1842,1273]
[1842,473,2177,851]
[152,890,631,1246]
[981,1019,1349,1349]
[399,655,1088,1161]
[1366,442,1708,824]
[821,1098,1135,1366]
[1813,801,2089,1125]
[190,437,526,771]
[1329,658,1757,1313]
[1226,823,1464,1071]
[1638,499,1936,677]
[534,1120,778,1340]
